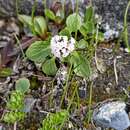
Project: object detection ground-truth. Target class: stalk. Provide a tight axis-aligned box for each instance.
[124,0,130,53]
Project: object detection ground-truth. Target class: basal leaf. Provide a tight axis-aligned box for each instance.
[77,39,88,49]
[84,6,94,22]
[42,57,57,76]
[16,78,30,93]
[45,9,56,21]
[18,15,32,27]
[66,13,82,33]
[80,22,95,37]
[59,27,71,37]
[94,32,104,42]
[34,16,47,36]
[71,52,91,78]
[26,41,51,63]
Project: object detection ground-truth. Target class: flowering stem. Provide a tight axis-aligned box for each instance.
[16,0,19,17]
[67,85,77,111]
[124,0,130,53]
[31,0,37,34]
[59,82,77,130]
[87,82,93,123]
[75,0,79,40]
[62,0,66,18]
[43,0,47,10]
[60,64,72,108]
[14,34,25,59]
[76,86,80,109]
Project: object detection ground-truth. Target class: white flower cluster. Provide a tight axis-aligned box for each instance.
[50,35,75,59]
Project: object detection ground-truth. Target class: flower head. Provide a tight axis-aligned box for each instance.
[50,35,75,59]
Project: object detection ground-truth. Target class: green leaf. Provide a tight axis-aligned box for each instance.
[39,110,69,130]
[80,22,95,36]
[3,111,25,124]
[66,13,82,33]
[84,6,94,22]
[26,41,51,63]
[42,58,57,76]
[16,78,30,93]
[18,15,32,27]
[79,25,87,37]
[59,27,71,37]
[71,52,91,78]
[94,32,104,42]
[7,91,24,110]
[77,39,88,49]
[34,16,47,36]
[0,68,12,77]
[45,9,56,21]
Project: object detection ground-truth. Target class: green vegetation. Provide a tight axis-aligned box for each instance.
[3,78,30,124]
[38,110,69,130]
[3,1,130,129]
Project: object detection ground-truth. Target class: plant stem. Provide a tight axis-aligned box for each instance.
[14,34,25,59]
[31,0,37,34]
[15,0,19,17]
[75,0,79,40]
[89,0,92,6]
[59,85,77,130]
[87,82,93,123]
[43,0,47,10]
[62,0,66,18]
[76,86,80,109]
[124,0,130,53]
[76,0,79,13]
[67,85,77,111]
[60,64,72,108]
[14,122,17,130]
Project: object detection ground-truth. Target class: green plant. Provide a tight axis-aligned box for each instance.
[19,5,105,78]
[0,68,12,77]
[18,15,47,39]
[3,78,30,124]
[38,110,69,130]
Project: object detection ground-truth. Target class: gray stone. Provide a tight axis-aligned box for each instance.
[93,101,130,130]
[92,0,130,37]
[0,0,130,35]
[92,0,129,26]
[0,0,44,18]
[0,0,129,24]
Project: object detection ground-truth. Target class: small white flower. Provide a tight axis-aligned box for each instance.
[50,35,75,59]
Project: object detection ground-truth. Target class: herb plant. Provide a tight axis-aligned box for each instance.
[19,6,104,78]
[38,110,69,130]
[3,78,30,124]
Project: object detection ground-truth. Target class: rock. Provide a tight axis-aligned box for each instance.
[0,0,128,26]
[92,0,129,27]
[0,0,128,27]
[0,0,44,18]
[23,97,36,112]
[93,100,130,130]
